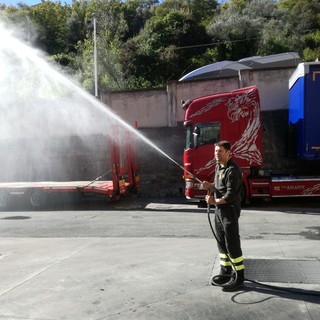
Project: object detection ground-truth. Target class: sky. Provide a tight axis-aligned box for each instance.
[1,0,226,8]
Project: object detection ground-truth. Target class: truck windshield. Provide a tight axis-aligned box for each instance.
[185,123,220,149]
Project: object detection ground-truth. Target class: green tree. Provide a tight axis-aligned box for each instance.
[4,0,320,91]
[258,16,303,56]
[277,0,320,61]
[302,30,320,61]
[189,0,218,23]
[155,0,217,22]
[208,0,276,61]
[75,0,130,92]
[30,1,71,56]
[122,0,159,40]
[0,3,36,43]
[67,0,89,51]
[278,0,320,32]
[220,0,249,12]
[120,1,212,88]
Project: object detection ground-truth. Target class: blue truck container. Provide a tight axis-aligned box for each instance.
[289,62,320,160]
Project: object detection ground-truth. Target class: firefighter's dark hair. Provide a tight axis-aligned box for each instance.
[215,140,231,151]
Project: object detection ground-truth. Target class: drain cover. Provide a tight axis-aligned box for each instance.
[244,259,320,284]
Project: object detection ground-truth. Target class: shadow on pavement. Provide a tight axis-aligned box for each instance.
[231,282,320,305]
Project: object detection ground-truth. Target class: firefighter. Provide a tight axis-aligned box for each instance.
[203,140,244,291]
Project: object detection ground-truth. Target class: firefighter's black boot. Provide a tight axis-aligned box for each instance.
[222,269,245,291]
[211,266,233,286]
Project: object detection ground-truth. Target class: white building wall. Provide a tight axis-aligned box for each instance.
[101,67,297,128]
[102,88,168,128]
[239,68,295,111]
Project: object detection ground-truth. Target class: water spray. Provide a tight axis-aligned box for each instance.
[158,153,203,184]
[2,24,320,298]
[84,170,112,188]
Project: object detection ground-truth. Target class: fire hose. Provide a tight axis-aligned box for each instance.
[159,155,320,296]
[206,198,320,296]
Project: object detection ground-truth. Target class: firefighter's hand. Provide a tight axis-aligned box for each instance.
[202,181,214,190]
[205,195,216,205]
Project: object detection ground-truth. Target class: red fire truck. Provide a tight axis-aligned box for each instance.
[182,80,320,204]
[0,130,140,210]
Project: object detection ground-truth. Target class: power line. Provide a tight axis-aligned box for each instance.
[175,28,320,51]
[175,37,261,50]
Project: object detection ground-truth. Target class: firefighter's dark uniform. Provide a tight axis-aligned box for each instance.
[213,157,244,288]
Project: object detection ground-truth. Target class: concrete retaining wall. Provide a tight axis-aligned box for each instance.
[101,67,296,129]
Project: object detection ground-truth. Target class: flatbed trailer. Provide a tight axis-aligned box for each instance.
[0,130,140,210]
[0,180,129,209]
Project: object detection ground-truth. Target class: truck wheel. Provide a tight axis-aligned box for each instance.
[28,189,47,209]
[0,190,11,210]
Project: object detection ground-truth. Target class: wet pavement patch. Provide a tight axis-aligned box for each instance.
[245,258,320,284]
[301,227,320,240]
[1,216,31,220]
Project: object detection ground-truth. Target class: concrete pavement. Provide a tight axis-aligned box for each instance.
[0,199,319,319]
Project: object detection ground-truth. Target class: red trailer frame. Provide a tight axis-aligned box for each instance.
[0,130,140,210]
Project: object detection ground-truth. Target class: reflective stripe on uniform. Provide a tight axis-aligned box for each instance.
[231,255,244,271]
[219,253,231,266]
[230,256,244,264]
[235,264,245,271]
[220,260,232,267]
[219,253,244,270]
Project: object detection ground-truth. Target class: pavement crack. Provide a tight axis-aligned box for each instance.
[0,240,95,298]
[277,239,286,257]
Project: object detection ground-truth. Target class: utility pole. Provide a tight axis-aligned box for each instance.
[93,13,98,98]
